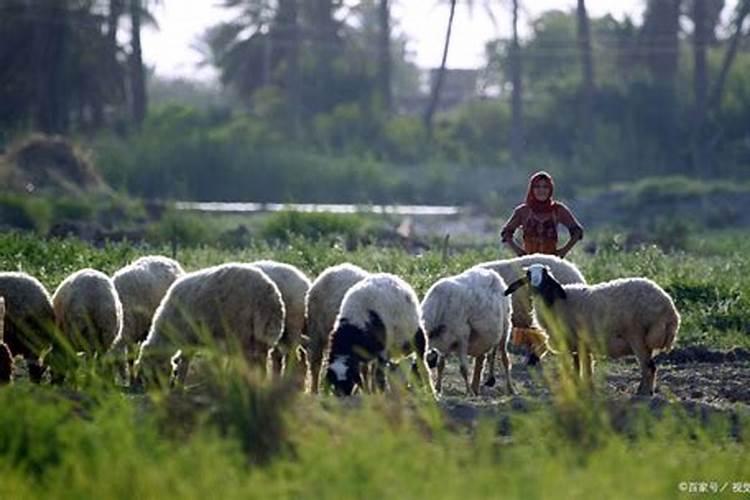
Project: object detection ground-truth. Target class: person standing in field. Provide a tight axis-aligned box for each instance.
[500,171,584,257]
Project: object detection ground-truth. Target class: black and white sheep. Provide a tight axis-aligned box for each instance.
[505,264,680,395]
[305,263,369,393]
[250,260,311,379]
[475,254,586,371]
[0,272,58,382]
[325,273,432,396]
[421,268,514,396]
[133,263,285,388]
[109,255,184,378]
[52,268,123,358]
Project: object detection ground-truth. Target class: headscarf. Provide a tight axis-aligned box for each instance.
[525,171,555,213]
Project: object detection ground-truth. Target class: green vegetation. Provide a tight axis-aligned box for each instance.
[0,231,747,498]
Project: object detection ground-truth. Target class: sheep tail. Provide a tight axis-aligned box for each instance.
[646,309,680,352]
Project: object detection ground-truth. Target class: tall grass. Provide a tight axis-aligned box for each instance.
[0,232,748,498]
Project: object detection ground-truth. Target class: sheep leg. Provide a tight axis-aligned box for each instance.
[499,345,516,395]
[309,350,323,394]
[270,348,284,377]
[628,335,656,396]
[471,354,485,395]
[483,345,497,387]
[458,342,474,396]
[435,355,446,394]
[373,362,388,393]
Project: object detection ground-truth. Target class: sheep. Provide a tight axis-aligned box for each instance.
[52,268,123,358]
[109,256,185,378]
[305,263,369,393]
[133,263,285,389]
[250,260,311,380]
[475,254,587,378]
[0,272,57,382]
[505,264,680,395]
[421,268,514,396]
[0,297,14,383]
[325,273,433,397]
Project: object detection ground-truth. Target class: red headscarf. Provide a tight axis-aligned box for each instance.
[525,171,555,213]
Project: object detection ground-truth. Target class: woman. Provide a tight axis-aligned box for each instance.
[500,171,583,258]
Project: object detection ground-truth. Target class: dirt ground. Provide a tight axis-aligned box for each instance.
[436,346,750,428]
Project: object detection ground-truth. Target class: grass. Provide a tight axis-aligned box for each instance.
[0,230,748,498]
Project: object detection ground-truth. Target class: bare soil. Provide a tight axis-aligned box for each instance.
[437,347,750,429]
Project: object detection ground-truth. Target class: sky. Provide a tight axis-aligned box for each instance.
[141,1,645,82]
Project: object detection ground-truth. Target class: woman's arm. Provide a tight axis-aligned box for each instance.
[500,206,527,257]
[555,203,584,258]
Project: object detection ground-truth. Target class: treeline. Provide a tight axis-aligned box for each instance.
[2,1,750,204]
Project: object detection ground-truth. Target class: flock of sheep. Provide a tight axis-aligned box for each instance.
[0,253,681,398]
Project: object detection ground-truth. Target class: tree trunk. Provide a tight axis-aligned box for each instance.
[130,0,147,127]
[423,0,457,136]
[576,0,595,134]
[32,0,69,133]
[277,0,300,137]
[709,0,750,110]
[378,0,392,113]
[510,0,524,167]
[692,0,710,175]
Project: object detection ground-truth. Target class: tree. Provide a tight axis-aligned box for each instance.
[423,0,457,136]
[639,0,682,85]
[130,0,147,127]
[709,0,750,110]
[576,0,595,133]
[691,0,710,174]
[509,0,523,167]
[378,0,392,113]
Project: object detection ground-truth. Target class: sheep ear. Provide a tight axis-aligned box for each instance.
[505,277,529,296]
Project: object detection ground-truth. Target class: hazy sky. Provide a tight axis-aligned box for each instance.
[141,1,645,81]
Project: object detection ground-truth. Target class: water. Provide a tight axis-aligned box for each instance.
[175,201,462,216]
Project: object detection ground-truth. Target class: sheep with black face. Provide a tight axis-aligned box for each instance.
[475,254,586,373]
[305,263,369,393]
[505,264,680,395]
[325,273,433,397]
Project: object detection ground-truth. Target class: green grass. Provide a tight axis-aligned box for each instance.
[0,231,748,498]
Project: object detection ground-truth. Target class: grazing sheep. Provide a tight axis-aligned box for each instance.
[134,263,285,388]
[421,268,514,396]
[250,260,311,379]
[109,256,184,378]
[475,254,586,375]
[0,298,14,383]
[325,273,432,397]
[53,268,123,357]
[0,272,57,382]
[505,264,680,395]
[305,263,369,393]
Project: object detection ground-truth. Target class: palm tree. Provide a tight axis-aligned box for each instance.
[509,0,523,167]
[691,0,709,174]
[423,0,457,136]
[576,0,595,133]
[709,0,750,110]
[378,0,392,113]
[129,0,147,127]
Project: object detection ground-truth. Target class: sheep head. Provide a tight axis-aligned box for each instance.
[505,264,567,306]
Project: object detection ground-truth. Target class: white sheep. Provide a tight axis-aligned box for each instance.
[421,268,514,396]
[0,297,14,383]
[0,272,59,382]
[133,263,285,388]
[475,254,586,374]
[325,273,433,396]
[109,256,185,376]
[505,264,680,395]
[52,268,123,357]
[250,260,311,379]
[305,263,369,393]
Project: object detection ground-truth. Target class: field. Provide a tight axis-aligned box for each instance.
[0,230,748,499]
